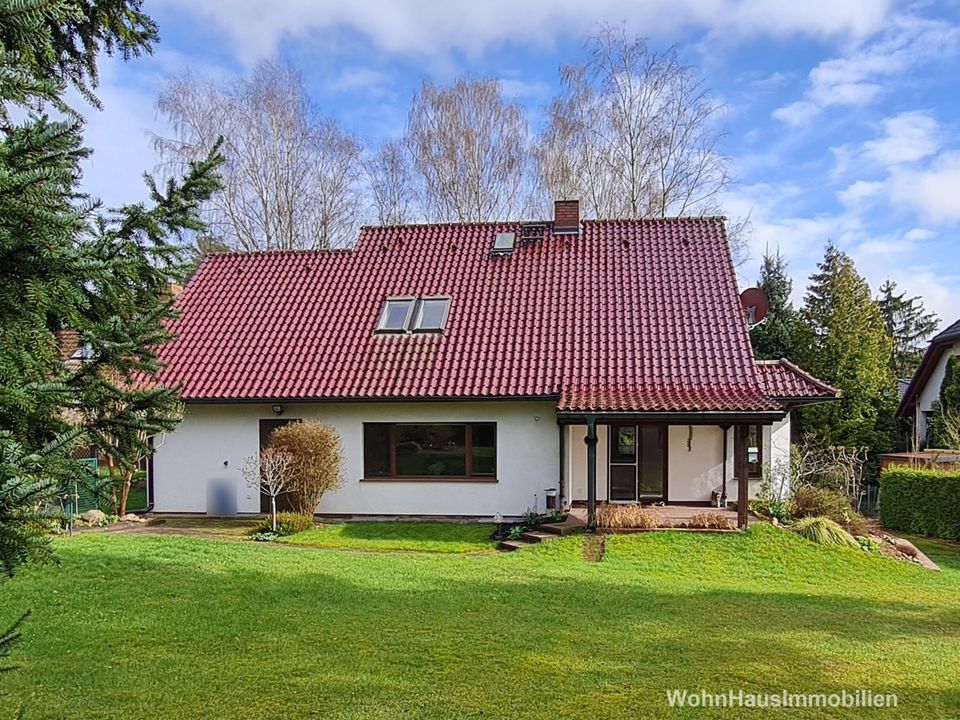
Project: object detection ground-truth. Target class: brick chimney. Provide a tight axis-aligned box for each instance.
[553,199,580,234]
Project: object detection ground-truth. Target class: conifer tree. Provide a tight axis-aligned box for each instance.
[0,0,222,576]
[877,279,939,379]
[795,244,897,451]
[749,249,799,361]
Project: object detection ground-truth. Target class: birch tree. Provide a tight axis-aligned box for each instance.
[532,26,733,234]
[407,77,528,222]
[154,60,363,250]
[366,139,418,225]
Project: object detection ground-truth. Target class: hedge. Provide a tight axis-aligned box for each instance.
[879,467,960,539]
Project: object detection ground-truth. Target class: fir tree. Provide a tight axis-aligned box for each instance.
[0,0,222,576]
[795,244,898,452]
[877,279,939,379]
[749,249,799,360]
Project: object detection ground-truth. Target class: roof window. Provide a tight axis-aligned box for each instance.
[376,296,451,333]
[412,297,451,332]
[376,298,416,332]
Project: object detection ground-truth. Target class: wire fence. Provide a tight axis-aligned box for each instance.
[859,484,880,517]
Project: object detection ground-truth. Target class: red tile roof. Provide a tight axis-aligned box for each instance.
[155,218,827,414]
[756,359,840,401]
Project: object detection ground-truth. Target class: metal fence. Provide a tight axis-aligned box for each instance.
[859,484,880,517]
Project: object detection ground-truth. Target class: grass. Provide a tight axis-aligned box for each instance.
[279,521,495,553]
[1,524,960,718]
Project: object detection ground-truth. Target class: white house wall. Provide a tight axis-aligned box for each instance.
[918,341,959,444]
[153,400,559,517]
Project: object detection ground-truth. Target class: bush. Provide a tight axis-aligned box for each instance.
[880,467,960,539]
[255,512,314,536]
[792,516,860,548]
[596,503,665,529]
[270,421,344,516]
[687,512,736,530]
[748,498,791,524]
[790,485,866,535]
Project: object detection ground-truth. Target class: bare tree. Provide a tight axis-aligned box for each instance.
[241,448,295,532]
[791,435,870,508]
[407,77,528,222]
[153,60,363,251]
[365,139,418,225]
[533,26,740,252]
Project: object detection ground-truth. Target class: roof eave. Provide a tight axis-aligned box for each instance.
[555,409,785,425]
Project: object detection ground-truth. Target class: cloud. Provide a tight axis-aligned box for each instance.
[326,67,393,94]
[499,78,552,101]
[837,180,884,206]
[888,151,960,224]
[862,110,941,165]
[773,13,959,124]
[154,0,891,66]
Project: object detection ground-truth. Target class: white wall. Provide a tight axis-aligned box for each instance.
[566,416,792,504]
[153,400,559,517]
[918,341,958,444]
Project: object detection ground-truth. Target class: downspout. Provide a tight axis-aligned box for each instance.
[720,424,730,506]
[585,416,598,530]
[558,424,567,510]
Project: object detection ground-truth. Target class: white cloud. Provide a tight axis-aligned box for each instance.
[154,0,891,66]
[773,13,959,124]
[862,110,941,165]
[837,179,883,206]
[888,151,960,224]
[499,78,552,100]
[327,67,393,94]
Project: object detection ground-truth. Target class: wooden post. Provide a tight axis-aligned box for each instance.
[736,424,749,530]
[720,424,730,505]
[558,424,566,509]
[585,417,598,530]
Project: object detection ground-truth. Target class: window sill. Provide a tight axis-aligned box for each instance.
[361,477,498,483]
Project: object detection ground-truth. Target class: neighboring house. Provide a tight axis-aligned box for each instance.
[897,317,960,448]
[150,201,837,527]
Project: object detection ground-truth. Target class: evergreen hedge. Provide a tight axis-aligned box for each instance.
[879,467,960,539]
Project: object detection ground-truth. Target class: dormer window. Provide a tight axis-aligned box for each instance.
[413,297,450,332]
[377,298,416,332]
[376,296,451,334]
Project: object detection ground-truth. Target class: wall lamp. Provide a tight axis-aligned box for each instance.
[272,404,284,416]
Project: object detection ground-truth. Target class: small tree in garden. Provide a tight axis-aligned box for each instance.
[240,448,294,532]
[270,421,344,516]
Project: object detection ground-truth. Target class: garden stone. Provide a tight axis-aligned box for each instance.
[121,513,143,523]
[80,509,107,524]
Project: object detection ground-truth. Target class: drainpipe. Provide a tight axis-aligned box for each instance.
[585,416,598,530]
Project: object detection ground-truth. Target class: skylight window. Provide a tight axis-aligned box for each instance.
[492,232,516,255]
[377,298,415,332]
[413,297,451,332]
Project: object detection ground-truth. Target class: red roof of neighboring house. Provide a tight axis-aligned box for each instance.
[155,218,828,414]
[756,359,840,402]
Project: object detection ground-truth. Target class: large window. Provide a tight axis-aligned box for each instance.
[375,296,451,333]
[363,423,496,480]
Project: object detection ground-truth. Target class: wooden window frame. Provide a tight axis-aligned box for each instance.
[362,422,497,482]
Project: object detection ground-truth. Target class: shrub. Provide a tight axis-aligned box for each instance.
[270,421,344,516]
[790,485,866,535]
[748,498,791,524]
[687,512,736,530]
[880,467,960,539]
[596,503,665,529]
[792,516,860,548]
[256,512,314,536]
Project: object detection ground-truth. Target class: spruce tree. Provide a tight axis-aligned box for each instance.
[795,244,897,451]
[0,0,222,575]
[878,279,939,379]
[749,249,799,360]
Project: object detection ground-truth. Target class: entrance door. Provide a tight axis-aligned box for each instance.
[259,418,298,513]
[608,424,666,502]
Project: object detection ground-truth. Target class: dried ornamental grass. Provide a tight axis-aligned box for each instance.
[686,512,736,530]
[596,503,665,529]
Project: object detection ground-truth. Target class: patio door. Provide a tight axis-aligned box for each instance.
[609,424,666,502]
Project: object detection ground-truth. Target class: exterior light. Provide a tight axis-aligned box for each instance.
[272,404,283,416]
[494,512,503,538]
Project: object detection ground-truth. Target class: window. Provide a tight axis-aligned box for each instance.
[412,297,450,332]
[363,423,496,480]
[747,425,763,478]
[376,298,415,332]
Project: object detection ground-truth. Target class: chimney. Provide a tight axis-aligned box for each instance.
[553,199,580,234]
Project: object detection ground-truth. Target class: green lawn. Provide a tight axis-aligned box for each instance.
[280,521,495,553]
[1,524,959,719]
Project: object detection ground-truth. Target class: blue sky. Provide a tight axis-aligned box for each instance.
[80,0,959,328]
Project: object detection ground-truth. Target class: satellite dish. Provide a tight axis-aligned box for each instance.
[740,287,769,326]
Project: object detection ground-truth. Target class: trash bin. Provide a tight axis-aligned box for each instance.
[206,477,237,516]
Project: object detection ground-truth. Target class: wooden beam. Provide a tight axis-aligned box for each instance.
[736,424,749,529]
[585,417,598,530]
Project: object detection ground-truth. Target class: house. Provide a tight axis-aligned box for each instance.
[149,201,837,528]
[897,317,960,449]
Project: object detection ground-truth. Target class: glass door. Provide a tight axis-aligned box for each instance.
[608,424,666,502]
[609,425,638,501]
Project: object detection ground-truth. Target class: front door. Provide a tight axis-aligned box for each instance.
[259,418,298,513]
[609,425,666,502]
